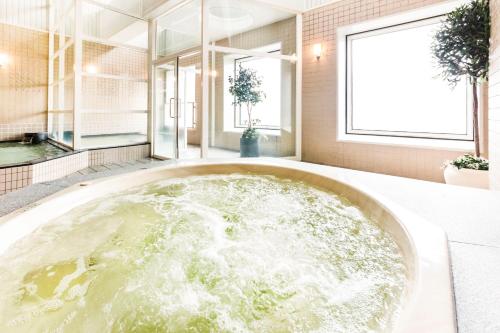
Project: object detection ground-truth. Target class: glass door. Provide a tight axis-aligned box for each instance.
[153,60,178,159]
[153,55,201,160]
[178,55,201,159]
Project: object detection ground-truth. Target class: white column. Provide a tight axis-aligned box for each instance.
[295,13,303,160]
[147,19,157,151]
[48,0,54,130]
[73,0,82,150]
[201,0,209,158]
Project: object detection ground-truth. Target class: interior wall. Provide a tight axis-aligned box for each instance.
[0,23,48,141]
[302,0,483,183]
[489,0,500,190]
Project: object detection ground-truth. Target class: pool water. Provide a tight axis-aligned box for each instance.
[0,175,406,332]
[0,141,66,166]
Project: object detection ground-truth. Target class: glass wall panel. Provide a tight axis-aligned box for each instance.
[154,61,177,159]
[80,3,148,149]
[208,50,296,158]
[178,53,202,159]
[49,0,75,148]
[82,2,148,48]
[208,0,296,56]
[89,0,143,17]
[156,0,201,59]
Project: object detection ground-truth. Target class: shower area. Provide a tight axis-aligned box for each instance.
[48,0,302,159]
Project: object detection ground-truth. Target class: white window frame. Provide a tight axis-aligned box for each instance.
[337,0,475,151]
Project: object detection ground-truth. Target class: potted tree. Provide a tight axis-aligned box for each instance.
[432,0,490,189]
[228,64,266,158]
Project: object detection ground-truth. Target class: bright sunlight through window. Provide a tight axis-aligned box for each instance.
[346,17,471,141]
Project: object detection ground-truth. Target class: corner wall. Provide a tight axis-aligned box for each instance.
[490,0,500,190]
[302,0,479,183]
[0,23,48,141]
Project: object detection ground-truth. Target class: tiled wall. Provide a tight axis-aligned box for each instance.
[0,165,32,194]
[88,144,151,166]
[0,151,88,195]
[32,151,89,184]
[302,0,477,183]
[64,40,148,137]
[490,0,500,190]
[0,23,48,141]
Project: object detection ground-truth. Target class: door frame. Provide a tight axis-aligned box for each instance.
[152,46,202,160]
[151,57,180,160]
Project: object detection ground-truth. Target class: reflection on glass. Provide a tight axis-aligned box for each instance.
[154,62,177,159]
[156,0,202,58]
[90,0,142,17]
[209,50,295,158]
[82,2,148,48]
[208,0,296,56]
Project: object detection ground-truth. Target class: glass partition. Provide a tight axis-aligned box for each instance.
[48,0,75,148]
[156,0,202,59]
[153,0,300,160]
[49,0,148,150]
[208,50,296,158]
[208,0,297,56]
[79,0,149,149]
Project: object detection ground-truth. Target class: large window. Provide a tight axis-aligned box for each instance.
[233,53,281,130]
[341,14,472,145]
[224,44,282,131]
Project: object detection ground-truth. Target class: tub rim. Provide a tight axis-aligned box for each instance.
[0,158,456,333]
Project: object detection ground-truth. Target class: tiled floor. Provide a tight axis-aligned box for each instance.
[0,159,499,332]
[0,158,171,217]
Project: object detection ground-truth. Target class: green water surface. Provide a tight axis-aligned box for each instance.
[0,175,406,333]
[0,141,66,166]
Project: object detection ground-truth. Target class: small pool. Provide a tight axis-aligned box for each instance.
[0,173,406,332]
[0,161,456,332]
[0,141,67,167]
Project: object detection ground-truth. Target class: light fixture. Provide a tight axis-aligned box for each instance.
[313,43,322,60]
[0,53,9,68]
[86,64,98,74]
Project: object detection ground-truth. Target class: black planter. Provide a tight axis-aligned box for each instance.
[240,137,259,157]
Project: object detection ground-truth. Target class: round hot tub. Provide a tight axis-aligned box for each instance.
[0,160,455,333]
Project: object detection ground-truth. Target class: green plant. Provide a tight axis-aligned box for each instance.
[448,154,489,171]
[228,64,266,133]
[241,127,259,142]
[432,0,490,157]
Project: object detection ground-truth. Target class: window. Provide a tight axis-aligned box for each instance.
[339,10,473,147]
[224,44,282,132]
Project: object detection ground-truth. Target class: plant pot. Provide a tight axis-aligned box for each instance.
[240,137,259,158]
[443,165,489,189]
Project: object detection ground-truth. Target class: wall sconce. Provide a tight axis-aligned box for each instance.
[0,53,9,68]
[313,43,322,60]
[85,64,98,74]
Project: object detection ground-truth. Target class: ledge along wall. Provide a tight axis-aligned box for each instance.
[301,0,489,183]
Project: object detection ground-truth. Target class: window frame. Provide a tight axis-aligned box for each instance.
[336,0,475,151]
[232,49,282,131]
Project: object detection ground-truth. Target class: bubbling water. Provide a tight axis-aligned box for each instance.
[0,174,406,333]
